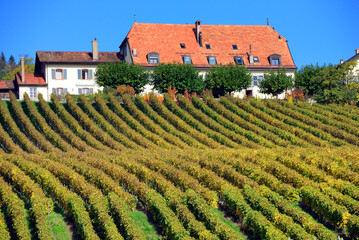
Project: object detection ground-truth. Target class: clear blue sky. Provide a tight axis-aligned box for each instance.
[0,0,358,69]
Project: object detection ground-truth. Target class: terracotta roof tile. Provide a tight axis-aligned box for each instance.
[125,23,296,69]
[15,72,47,85]
[0,80,15,90]
[36,51,122,63]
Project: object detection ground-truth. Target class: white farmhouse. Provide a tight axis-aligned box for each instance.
[344,48,359,80]
[20,39,122,101]
[119,20,297,98]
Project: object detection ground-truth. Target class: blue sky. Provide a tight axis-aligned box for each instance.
[0,0,358,68]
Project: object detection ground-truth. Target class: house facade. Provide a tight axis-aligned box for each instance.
[119,20,297,98]
[344,48,359,81]
[20,39,122,101]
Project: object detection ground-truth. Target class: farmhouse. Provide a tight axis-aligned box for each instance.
[119,20,297,98]
[344,48,359,81]
[13,39,122,101]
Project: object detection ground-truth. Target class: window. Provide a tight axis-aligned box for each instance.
[269,54,281,66]
[30,88,37,98]
[183,55,192,64]
[234,56,244,65]
[232,45,238,50]
[147,52,160,64]
[78,69,93,80]
[253,76,258,86]
[258,76,263,86]
[253,57,259,62]
[205,44,211,50]
[52,69,67,80]
[208,56,216,65]
[180,43,186,49]
[78,88,94,96]
[56,88,64,96]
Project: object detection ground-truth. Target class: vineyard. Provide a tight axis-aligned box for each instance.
[0,91,359,240]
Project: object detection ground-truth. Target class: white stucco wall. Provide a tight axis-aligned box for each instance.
[18,86,48,101]
[44,64,103,101]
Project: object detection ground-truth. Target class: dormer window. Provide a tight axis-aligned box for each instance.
[269,54,281,66]
[147,52,159,64]
[253,57,259,62]
[234,56,244,65]
[208,56,216,65]
[206,44,211,50]
[232,45,238,50]
[182,55,192,64]
[180,43,186,49]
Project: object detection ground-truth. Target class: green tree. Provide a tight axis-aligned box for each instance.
[204,63,252,97]
[294,63,326,96]
[260,67,293,97]
[95,61,149,93]
[151,62,205,94]
[314,62,358,104]
[3,56,34,80]
[1,52,5,62]
[8,55,16,70]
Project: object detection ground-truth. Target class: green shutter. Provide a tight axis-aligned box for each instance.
[89,69,93,79]
[78,69,81,79]
[52,88,56,93]
[52,69,55,79]
[90,88,94,94]
[64,88,68,94]
[78,88,82,95]
[64,69,67,79]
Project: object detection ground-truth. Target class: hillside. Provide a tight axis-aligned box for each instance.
[0,92,358,239]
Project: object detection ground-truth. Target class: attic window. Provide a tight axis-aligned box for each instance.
[180,43,186,49]
[147,52,159,64]
[232,45,238,50]
[269,54,281,66]
[253,57,259,62]
[205,44,211,50]
[234,56,244,65]
[182,55,192,64]
[208,56,216,65]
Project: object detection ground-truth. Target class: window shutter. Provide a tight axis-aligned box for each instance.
[52,88,56,93]
[90,88,94,94]
[64,88,68,94]
[64,69,67,79]
[89,69,93,79]
[78,69,81,79]
[78,88,82,95]
[52,69,55,79]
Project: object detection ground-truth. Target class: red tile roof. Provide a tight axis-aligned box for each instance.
[124,22,296,69]
[36,51,122,63]
[0,80,15,90]
[15,72,47,86]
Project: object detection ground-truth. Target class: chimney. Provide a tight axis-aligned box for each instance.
[340,59,344,64]
[249,45,254,65]
[21,57,25,83]
[195,20,201,45]
[356,48,359,55]
[92,38,98,60]
[199,32,203,47]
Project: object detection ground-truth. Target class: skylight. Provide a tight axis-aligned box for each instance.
[205,44,211,50]
[180,43,186,49]
[232,45,238,50]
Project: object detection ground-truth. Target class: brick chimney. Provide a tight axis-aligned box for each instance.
[92,38,98,60]
[249,45,254,65]
[356,48,359,55]
[21,57,25,83]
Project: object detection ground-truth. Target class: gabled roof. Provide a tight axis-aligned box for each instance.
[123,22,296,69]
[36,51,122,63]
[345,50,359,63]
[15,72,47,86]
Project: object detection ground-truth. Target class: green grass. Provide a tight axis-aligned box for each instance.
[47,205,70,240]
[212,207,246,239]
[129,210,160,240]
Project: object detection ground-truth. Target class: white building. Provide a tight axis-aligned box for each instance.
[344,48,359,80]
[119,20,297,98]
[21,39,122,101]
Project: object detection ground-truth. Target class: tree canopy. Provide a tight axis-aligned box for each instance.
[260,67,293,97]
[151,62,205,94]
[95,61,149,93]
[205,63,252,97]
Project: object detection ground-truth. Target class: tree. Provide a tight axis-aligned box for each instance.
[151,62,205,94]
[313,62,358,104]
[3,56,34,80]
[1,52,5,62]
[8,55,16,70]
[294,63,326,96]
[260,67,293,97]
[205,63,252,97]
[95,62,149,93]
